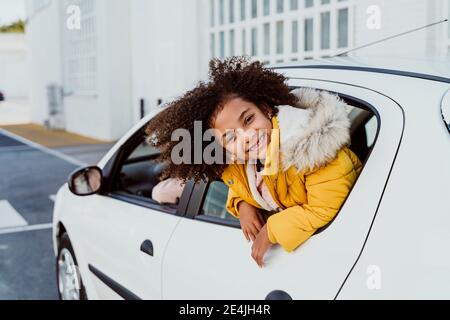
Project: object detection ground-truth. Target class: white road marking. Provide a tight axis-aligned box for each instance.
[0,200,28,229]
[0,200,53,235]
[0,223,53,235]
[0,132,71,237]
[0,128,86,166]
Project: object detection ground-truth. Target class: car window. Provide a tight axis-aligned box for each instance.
[364,116,377,147]
[127,140,160,161]
[201,181,239,223]
[197,95,379,231]
[112,139,184,212]
[347,105,378,163]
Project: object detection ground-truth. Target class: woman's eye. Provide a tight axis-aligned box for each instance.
[244,115,254,125]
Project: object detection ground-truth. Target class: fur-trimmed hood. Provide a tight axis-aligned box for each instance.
[275,87,351,172]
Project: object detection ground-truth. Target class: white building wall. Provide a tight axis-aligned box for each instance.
[0,34,28,99]
[426,0,450,57]
[448,0,450,49]
[352,0,449,58]
[26,0,133,141]
[206,0,450,63]
[25,0,63,124]
[206,0,356,63]
[63,0,133,141]
[103,0,133,140]
[129,0,208,121]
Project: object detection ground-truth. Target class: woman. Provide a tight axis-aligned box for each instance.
[145,56,362,267]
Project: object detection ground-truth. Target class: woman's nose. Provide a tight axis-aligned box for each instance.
[236,129,254,148]
[243,134,250,144]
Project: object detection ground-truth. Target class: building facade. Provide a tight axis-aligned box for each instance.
[0,33,28,99]
[25,0,134,139]
[208,0,450,62]
[25,0,450,141]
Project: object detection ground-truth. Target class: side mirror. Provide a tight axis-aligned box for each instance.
[68,166,103,196]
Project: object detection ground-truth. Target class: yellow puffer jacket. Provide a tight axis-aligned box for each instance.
[221,88,363,252]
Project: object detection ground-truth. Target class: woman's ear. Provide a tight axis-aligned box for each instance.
[260,103,273,119]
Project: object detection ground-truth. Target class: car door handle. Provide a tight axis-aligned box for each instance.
[140,239,154,256]
[265,290,292,300]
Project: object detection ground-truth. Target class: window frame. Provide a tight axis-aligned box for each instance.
[185,180,241,228]
[99,127,194,217]
[184,85,382,231]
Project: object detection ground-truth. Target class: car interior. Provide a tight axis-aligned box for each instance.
[111,89,379,227]
[110,141,177,207]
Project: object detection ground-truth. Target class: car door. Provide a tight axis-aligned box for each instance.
[161,79,404,299]
[73,132,190,299]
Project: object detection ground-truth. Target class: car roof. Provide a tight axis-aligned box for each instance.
[270,55,450,83]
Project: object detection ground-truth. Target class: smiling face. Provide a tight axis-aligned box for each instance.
[212,96,273,162]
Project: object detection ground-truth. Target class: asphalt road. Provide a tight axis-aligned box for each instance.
[0,132,110,299]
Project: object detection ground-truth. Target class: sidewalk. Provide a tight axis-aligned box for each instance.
[0,123,111,147]
[0,123,117,165]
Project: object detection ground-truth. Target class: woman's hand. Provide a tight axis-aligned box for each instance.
[238,201,265,242]
[251,224,272,267]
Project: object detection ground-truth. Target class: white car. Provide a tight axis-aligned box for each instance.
[52,56,450,300]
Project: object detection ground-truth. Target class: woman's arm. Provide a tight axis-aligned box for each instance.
[266,148,361,252]
[226,188,265,242]
[225,187,244,218]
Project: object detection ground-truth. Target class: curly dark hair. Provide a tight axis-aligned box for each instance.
[144,56,298,182]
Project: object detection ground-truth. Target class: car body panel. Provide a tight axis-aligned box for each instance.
[78,194,182,299]
[269,55,450,80]
[53,184,183,299]
[441,88,450,133]
[336,82,450,299]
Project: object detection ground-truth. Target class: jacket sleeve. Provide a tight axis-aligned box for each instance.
[225,187,244,219]
[266,149,361,252]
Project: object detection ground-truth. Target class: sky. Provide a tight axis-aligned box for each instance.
[0,0,26,26]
